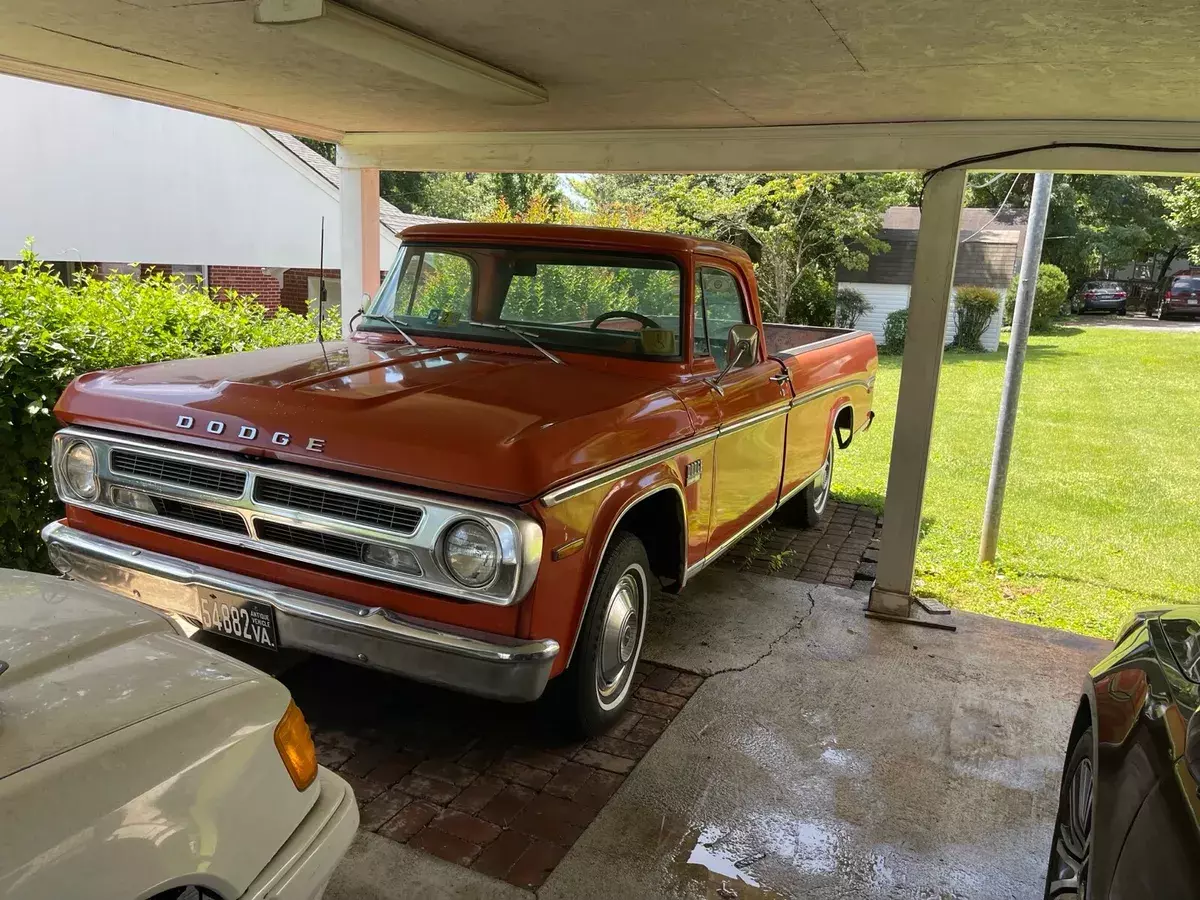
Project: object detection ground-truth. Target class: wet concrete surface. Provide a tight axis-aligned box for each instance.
[541,571,1108,900]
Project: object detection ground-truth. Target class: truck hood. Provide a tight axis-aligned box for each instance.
[0,571,260,780]
[56,340,694,504]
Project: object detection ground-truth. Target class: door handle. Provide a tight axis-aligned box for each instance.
[770,373,790,384]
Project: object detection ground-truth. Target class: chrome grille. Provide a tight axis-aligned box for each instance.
[254,519,366,562]
[254,477,422,535]
[111,449,245,496]
[151,497,248,534]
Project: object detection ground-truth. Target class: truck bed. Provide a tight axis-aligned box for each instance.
[762,323,864,357]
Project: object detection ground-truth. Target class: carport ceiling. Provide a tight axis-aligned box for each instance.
[3,0,1199,144]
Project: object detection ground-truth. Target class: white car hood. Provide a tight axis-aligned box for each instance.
[0,570,259,779]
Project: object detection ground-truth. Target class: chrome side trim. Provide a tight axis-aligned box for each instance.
[541,405,789,509]
[541,431,715,508]
[776,465,825,508]
[42,521,558,702]
[790,378,873,409]
[716,402,790,437]
[564,482,687,667]
[683,502,779,585]
[52,427,542,607]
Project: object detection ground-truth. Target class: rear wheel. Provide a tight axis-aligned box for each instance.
[1159,306,1171,321]
[1117,305,1127,316]
[778,436,835,529]
[560,531,650,736]
[1045,727,1093,899]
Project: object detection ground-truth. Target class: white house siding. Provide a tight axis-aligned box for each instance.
[0,75,399,270]
[840,282,1001,352]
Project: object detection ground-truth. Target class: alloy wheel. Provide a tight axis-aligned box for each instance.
[1048,754,1093,898]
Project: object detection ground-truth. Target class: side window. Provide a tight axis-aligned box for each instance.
[695,267,749,368]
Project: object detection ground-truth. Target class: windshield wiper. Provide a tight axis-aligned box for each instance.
[471,322,565,365]
[361,312,417,346]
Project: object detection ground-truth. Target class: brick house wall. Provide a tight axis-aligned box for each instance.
[206,265,390,316]
[208,265,284,311]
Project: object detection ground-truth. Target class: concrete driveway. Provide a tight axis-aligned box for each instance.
[316,569,1105,899]
[1064,312,1200,331]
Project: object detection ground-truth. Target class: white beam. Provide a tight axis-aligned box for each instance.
[869,167,968,617]
[337,163,380,336]
[339,119,1200,175]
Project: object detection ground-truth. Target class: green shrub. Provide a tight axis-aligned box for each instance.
[952,285,1000,351]
[834,287,871,329]
[0,251,332,570]
[882,308,908,354]
[1006,263,1070,331]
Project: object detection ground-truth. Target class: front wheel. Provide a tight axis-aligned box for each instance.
[1045,727,1093,899]
[560,531,650,736]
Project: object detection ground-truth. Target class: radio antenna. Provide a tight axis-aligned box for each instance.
[317,216,327,346]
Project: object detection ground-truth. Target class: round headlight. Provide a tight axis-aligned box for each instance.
[442,520,499,588]
[62,441,98,500]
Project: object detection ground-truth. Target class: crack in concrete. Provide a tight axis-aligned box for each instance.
[701,589,817,678]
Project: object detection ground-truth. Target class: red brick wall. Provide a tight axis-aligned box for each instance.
[139,263,173,279]
[208,266,283,311]
[206,265,388,315]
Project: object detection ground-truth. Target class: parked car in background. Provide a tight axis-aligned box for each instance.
[1045,607,1200,899]
[39,222,876,735]
[1157,274,1200,320]
[0,569,357,900]
[1072,281,1128,315]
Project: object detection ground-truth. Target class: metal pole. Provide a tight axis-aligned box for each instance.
[979,171,1054,564]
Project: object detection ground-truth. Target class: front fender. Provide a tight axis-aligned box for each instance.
[526,460,692,676]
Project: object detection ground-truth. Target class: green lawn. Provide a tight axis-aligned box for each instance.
[833,325,1200,640]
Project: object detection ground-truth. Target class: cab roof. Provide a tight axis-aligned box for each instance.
[398,222,752,263]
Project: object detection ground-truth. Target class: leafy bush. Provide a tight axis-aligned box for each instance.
[952,285,1000,351]
[834,287,871,329]
[783,272,836,326]
[1,251,331,570]
[1006,263,1070,331]
[882,308,908,354]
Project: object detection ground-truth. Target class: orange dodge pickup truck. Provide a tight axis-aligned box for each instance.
[43,222,877,733]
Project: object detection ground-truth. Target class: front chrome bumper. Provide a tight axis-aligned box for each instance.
[41,522,559,702]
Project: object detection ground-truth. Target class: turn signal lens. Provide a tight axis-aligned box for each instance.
[274,700,318,791]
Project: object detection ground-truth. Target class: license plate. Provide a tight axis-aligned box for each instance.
[198,592,278,650]
[1189,297,1197,305]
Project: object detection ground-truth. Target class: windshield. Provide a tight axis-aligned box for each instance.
[1083,281,1120,291]
[1172,276,1200,290]
[361,244,684,360]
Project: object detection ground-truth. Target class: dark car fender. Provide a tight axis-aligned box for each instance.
[1074,626,1181,899]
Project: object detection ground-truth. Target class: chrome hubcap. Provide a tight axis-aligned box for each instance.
[597,569,644,706]
[813,440,834,515]
[1048,755,1092,898]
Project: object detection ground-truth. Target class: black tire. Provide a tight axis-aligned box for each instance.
[560,531,651,737]
[1045,726,1094,899]
[1117,305,1127,316]
[777,436,835,529]
[1159,306,1170,321]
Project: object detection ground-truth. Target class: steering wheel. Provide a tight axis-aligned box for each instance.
[590,310,661,330]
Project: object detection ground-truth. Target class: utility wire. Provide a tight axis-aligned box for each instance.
[960,174,1023,244]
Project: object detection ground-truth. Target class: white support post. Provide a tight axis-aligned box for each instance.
[868,168,968,617]
[336,157,380,336]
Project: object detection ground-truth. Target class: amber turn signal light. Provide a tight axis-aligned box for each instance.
[274,700,318,791]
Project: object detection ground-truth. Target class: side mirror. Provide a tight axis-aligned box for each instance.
[708,324,759,393]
